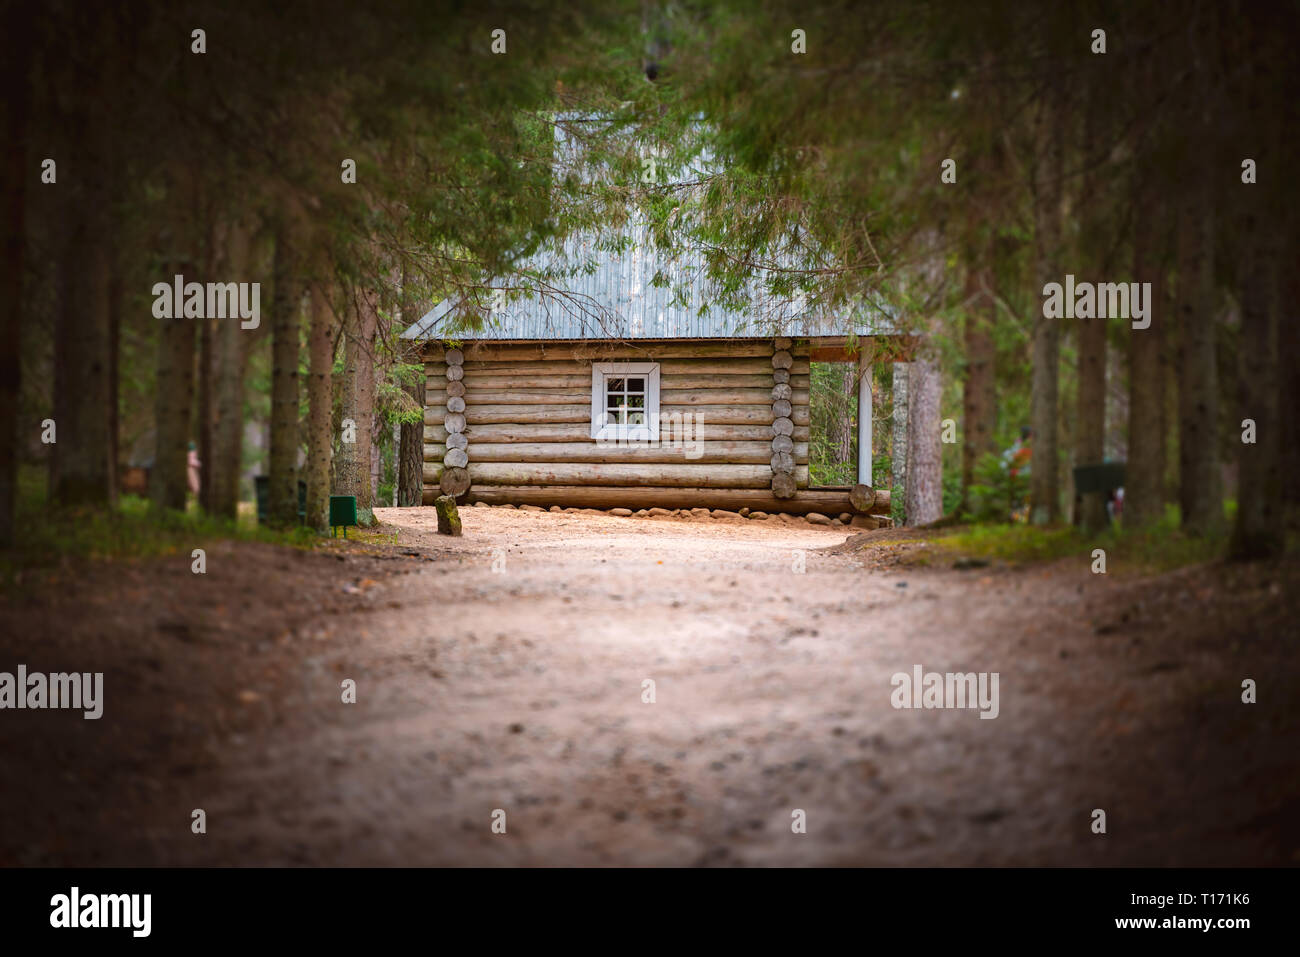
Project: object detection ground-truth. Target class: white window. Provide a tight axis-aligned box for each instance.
[591,361,660,441]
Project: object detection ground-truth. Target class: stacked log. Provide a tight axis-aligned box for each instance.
[439,347,471,497]
[770,337,796,499]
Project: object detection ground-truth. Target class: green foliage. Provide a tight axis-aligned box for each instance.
[933,508,1259,574]
[1,468,316,584]
[965,452,1029,523]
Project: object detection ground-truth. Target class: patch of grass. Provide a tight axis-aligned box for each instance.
[1,484,320,585]
[856,539,930,550]
[934,516,1227,574]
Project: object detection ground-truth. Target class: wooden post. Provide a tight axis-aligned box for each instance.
[857,344,873,485]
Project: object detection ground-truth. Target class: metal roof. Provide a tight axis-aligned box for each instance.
[400,228,897,342]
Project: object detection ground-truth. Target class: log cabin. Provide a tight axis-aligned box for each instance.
[400,286,914,519]
[399,121,915,519]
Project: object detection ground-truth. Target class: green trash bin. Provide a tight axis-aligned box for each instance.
[1073,462,1126,526]
[330,495,358,538]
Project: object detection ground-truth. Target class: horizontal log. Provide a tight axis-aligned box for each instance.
[662,358,808,375]
[460,485,882,515]
[455,373,591,390]
[460,389,590,405]
[663,373,809,390]
[460,441,808,465]
[660,404,810,426]
[422,444,447,461]
[421,463,445,483]
[434,384,812,407]
[423,422,810,443]
[426,404,592,425]
[661,388,809,406]
[465,462,809,489]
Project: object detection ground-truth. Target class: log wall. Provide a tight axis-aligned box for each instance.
[421,339,815,506]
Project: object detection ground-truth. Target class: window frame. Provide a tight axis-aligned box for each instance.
[590,361,661,442]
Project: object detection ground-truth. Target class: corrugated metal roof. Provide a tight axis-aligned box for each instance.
[402,116,897,342]
[401,228,896,342]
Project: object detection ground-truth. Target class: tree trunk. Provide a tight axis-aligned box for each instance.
[268,214,305,528]
[208,216,254,522]
[0,5,28,542]
[51,166,115,508]
[836,363,855,466]
[337,289,379,524]
[1175,173,1222,536]
[1229,214,1281,559]
[1126,166,1167,529]
[150,286,195,512]
[398,342,426,506]
[1229,44,1284,560]
[196,215,229,514]
[961,262,996,508]
[150,167,200,512]
[1029,84,1064,525]
[905,357,942,525]
[891,362,909,499]
[1075,89,1108,532]
[305,280,337,532]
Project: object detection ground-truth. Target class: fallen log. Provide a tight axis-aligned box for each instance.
[449,485,889,514]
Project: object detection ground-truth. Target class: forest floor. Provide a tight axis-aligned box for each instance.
[1,504,1297,866]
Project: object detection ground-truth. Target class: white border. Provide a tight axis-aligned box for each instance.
[590,361,660,442]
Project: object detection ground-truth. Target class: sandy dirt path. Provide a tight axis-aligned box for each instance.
[2,506,1296,866]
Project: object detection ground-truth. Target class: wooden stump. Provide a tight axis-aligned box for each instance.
[773,368,790,385]
[446,365,464,381]
[446,380,466,398]
[444,412,466,434]
[434,493,462,535]
[771,383,792,401]
[774,336,793,351]
[439,466,471,497]
[771,472,797,499]
[446,432,468,450]
[772,434,794,454]
[447,396,466,413]
[849,484,877,513]
[444,348,464,365]
[772,351,793,370]
[771,451,795,472]
[772,417,794,436]
[771,398,792,419]
[443,448,469,469]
